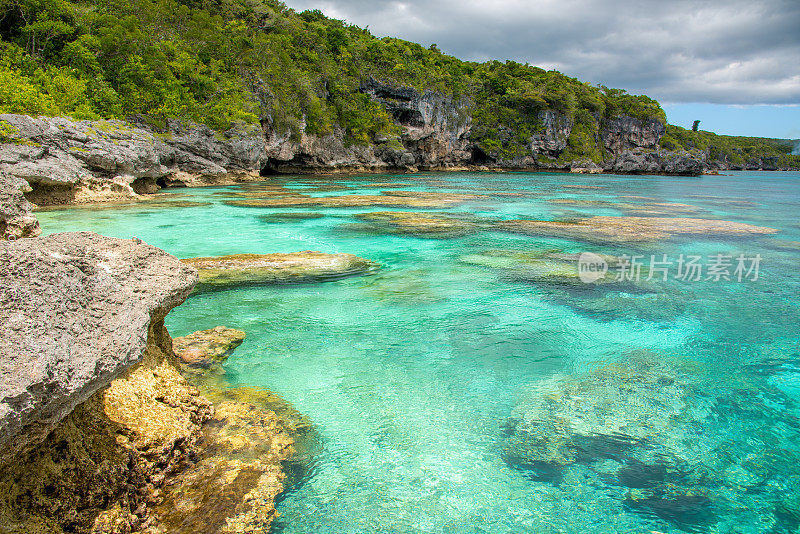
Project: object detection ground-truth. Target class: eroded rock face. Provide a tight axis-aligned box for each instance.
[606,148,705,175]
[0,232,213,533]
[0,232,198,461]
[0,102,710,201]
[182,251,379,290]
[601,116,665,153]
[153,396,294,534]
[0,233,312,534]
[0,115,266,205]
[0,171,40,239]
[261,79,472,174]
[530,110,574,158]
[0,327,304,534]
[362,78,473,168]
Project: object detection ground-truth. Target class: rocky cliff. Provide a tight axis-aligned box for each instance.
[259,78,472,174]
[0,114,267,205]
[0,84,710,207]
[0,232,205,532]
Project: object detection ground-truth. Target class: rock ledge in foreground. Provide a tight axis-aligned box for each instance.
[0,231,198,461]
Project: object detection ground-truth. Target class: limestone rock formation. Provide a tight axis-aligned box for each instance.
[504,357,695,470]
[0,338,213,534]
[152,396,295,534]
[0,171,40,239]
[260,79,472,174]
[225,190,482,209]
[182,251,379,290]
[0,87,717,208]
[530,110,573,157]
[0,114,266,205]
[0,231,213,533]
[0,232,310,534]
[172,326,247,368]
[0,231,198,461]
[362,78,473,168]
[502,354,800,531]
[460,249,625,286]
[606,148,705,175]
[600,116,664,153]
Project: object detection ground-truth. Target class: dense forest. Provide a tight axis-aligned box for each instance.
[0,0,797,167]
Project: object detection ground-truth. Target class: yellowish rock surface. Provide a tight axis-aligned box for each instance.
[182,251,379,289]
[499,216,778,244]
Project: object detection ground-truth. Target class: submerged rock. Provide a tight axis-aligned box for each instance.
[460,249,634,287]
[503,355,722,529]
[151,385,317,534]
[0,171,40,239]
[504,353,800,531]
[173,326,246,368]
[353,211,480,238]
[504,356,697,469]
[759,237,800,252]
[547,197,707,217]
[226,190,482,209]
[182,251,379,289]
[36,197,212,213]
[618,201,708,217]
[499,216,778,244]
[258,211,326,223]
[0,231,197,461]
[217,187,304,199]
[153,397,293,534]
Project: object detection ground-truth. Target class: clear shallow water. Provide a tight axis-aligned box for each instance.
[38,172,800,533]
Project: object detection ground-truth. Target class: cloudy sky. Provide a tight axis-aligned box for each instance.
[284,0,800,138]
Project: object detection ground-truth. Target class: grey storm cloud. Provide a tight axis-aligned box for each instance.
[283,0,800,105]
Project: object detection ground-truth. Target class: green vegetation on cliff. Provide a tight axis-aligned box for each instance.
[0,0,663,156]
[0,0,794,167]
[662,125,800,169]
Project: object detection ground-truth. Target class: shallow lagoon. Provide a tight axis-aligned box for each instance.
[39,171,800,533]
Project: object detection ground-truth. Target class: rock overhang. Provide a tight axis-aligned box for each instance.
[0,231,198,462]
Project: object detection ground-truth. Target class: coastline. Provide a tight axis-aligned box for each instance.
[0,232,310,533]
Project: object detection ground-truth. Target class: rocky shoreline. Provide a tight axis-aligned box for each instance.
[0,232,313,533]
[0,85,721,209]
[2,86,795,211]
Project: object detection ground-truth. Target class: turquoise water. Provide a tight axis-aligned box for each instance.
[38,172,800,533]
